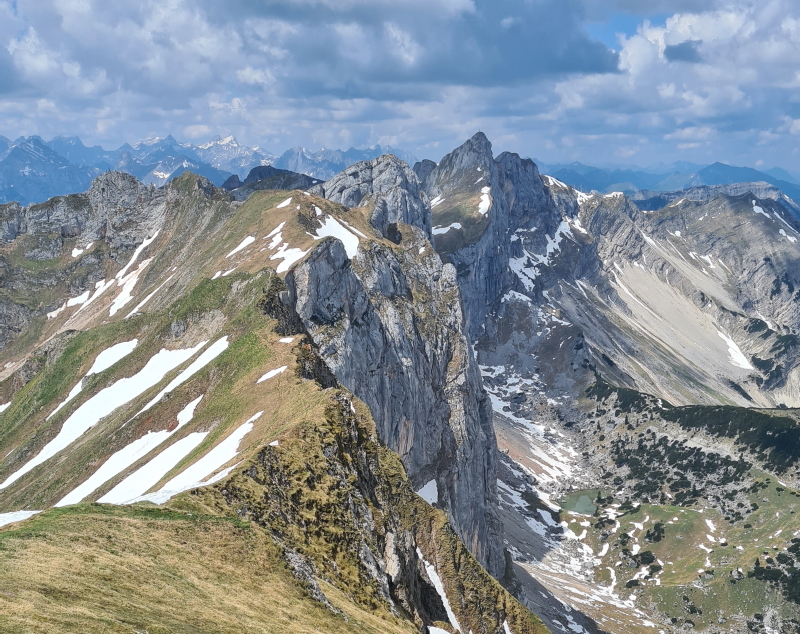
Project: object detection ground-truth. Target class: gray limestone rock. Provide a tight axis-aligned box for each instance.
[310,154,432,240]
[283,229,503,577]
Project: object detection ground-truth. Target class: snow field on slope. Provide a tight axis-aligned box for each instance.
[55,395,203,507]
[116,232,160,281]
[98,432,209,504]
[135,411,262,505]
[226,236,256,258]
[0,510,41,528]
[0,403,10,413]
[47,339,139,420]
[416,548,462,632]
[110,258,152,316]
[717,330,754,370]
[136,337,229,417]
[312,215,360,258]
[47,233,160,321]
[0,341,207,490]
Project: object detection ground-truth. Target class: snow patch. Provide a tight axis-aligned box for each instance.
[135,412,261,504]
[269,242,309,273]
[266,221,285,238]
[543,174,568,189]
[276,197,292,208]
[226,236,256,258]
[110,258,152,317]
[312,216,360,258]
[433,222,462,235]
[417,549,462,632]
[71,242,92,258]
[752,201,771,219]
[717,330,754,370]
[478,186,491,215]
[430,195,445,208]
[0,510,41,527]
[55,395,204,507]
[279,337,295,344]
[98,432,209,504]
[116,233,159,281]
[47,339,139,421]
[257,366,287,383]
[137,337,230,417]
[416,479,438,505]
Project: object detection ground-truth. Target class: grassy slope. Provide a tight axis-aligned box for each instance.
[0,505,418,634]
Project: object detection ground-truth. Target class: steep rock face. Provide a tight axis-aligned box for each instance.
[417,134,800,408]
[0,172,232,353]
[282,228,504,577]
[212,390,543,634]
[0,172,166,248]
[309,155,431,240]
[424,133,513,338]
[423,133,565,339]
[412,158,437,189]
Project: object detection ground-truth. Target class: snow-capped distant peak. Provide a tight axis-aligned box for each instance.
[136,137,164,147]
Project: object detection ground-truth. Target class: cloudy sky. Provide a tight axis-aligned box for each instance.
[1,0,798,168]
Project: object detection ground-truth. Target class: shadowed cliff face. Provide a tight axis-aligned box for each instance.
[283,227,504,578]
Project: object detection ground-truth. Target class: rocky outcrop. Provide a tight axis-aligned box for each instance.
[279,227,504,578]
[0,171,233,352]
[0,172,166,249]
[222,165,321,200]
[309,154,432,240]
[209,390,545,634]
[421,133,565,338]
[412,159,437,189]
[632,181,800,220]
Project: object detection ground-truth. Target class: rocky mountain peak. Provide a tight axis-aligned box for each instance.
[426,131,495,196]
[309,153,431,240]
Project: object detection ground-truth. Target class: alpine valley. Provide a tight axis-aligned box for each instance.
[2,131,800,634]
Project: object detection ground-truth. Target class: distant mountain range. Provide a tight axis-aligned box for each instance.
[273,145,419,180]
[535,159,800,199]
[0,134,419,206]
[3,130,799,208]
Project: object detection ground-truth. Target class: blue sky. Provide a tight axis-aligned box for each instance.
[0,0,798,169]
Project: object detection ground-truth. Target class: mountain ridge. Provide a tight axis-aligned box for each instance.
[4,131,800,632]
